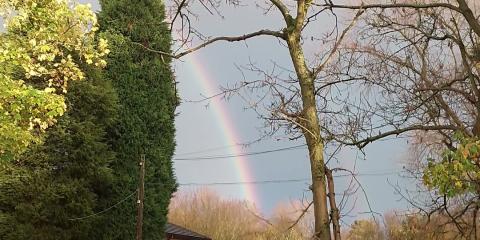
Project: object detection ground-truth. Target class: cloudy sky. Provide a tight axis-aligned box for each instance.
[84,0,413,220]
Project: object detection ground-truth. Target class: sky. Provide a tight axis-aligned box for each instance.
[83,0,414,221]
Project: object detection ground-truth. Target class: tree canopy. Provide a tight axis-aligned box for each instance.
[0,69,118,240]
[0,0,108,160]
[98,0,177,238]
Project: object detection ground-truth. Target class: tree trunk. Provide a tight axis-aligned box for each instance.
[286,30,331,239]
[326,168,341,240]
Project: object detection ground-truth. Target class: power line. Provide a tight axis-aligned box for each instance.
[173,144,307,161]
[68,190,137,221]
[335,171,404,178]
[146,170,406,187]
[174,143,244,156]
[178,178,310,186]
[68,170,405,221]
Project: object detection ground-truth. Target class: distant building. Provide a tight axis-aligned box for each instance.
[165,223,212,240]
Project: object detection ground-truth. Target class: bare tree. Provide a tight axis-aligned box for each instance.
[154,1,480,239]
[343,218,384,240]
[168,188,313,240]
[317,0,480,238]
[168,189,263,240]
[159,1,367,239]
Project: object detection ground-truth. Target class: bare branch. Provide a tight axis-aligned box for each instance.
[312,9,364,78]
[245,203,274,227]
[313,2,461,12]
[344,125,459,149]
[170,0,188,31]
[287,201,313,231]
[270,0,291,23]
[456,0,480,37]
[132,29,285,59]
[332,168,381,221]
[317,0,480,38]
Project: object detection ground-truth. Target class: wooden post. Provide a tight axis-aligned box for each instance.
[136,154,145,240]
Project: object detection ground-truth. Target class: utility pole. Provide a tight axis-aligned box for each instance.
[136,154,145,240]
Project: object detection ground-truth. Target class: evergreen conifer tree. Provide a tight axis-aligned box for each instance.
[98,0,177,239]
[0,69,118,240]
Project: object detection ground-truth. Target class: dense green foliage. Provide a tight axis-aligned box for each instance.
[98,0,177,238]
[423,134,480,197]
[0,0,177,238]
[0,70,118,239]
[0,0,108,160]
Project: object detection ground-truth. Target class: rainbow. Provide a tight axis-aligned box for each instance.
[180,51,259,208]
